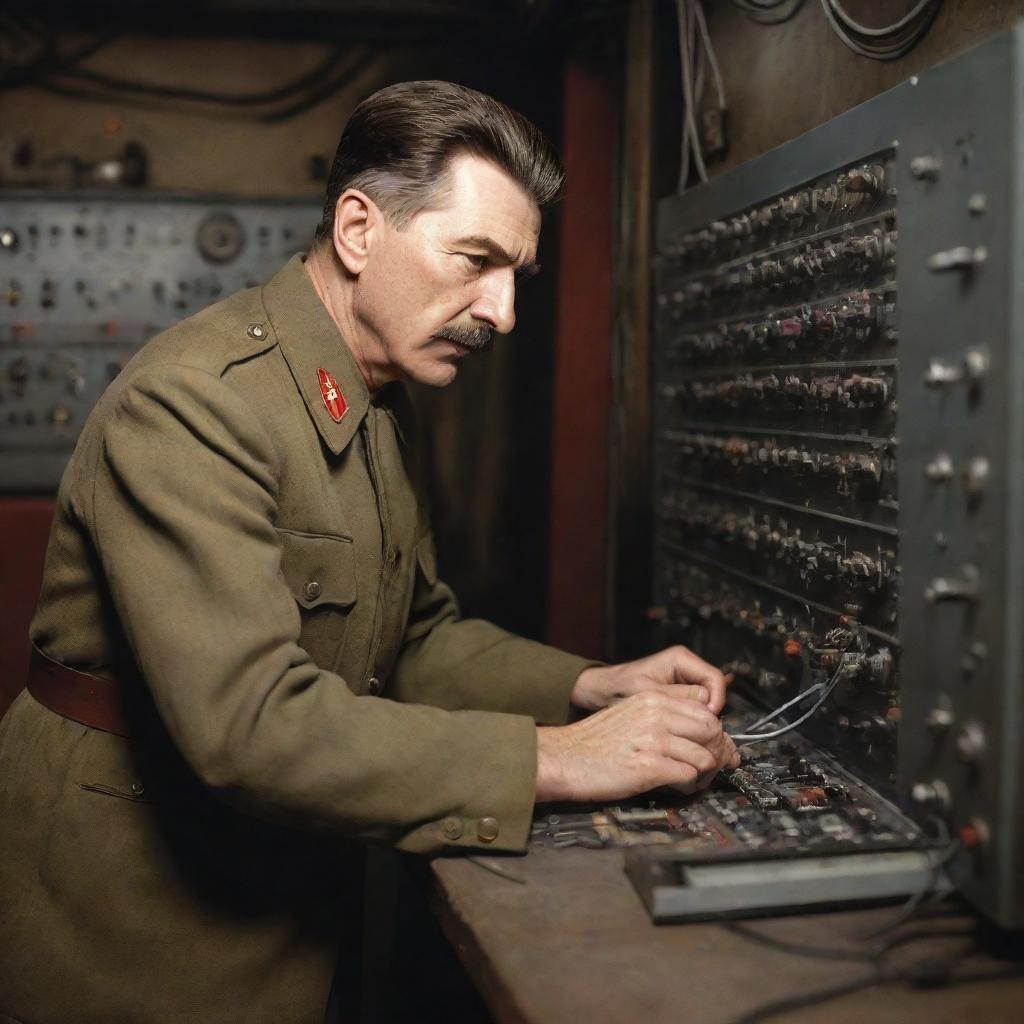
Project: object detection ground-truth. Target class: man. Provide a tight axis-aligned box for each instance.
[0,81,737,1024]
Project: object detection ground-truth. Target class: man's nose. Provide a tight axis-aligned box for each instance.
[469,268,516,335]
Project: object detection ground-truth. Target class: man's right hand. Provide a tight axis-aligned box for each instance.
[535,689,740,803]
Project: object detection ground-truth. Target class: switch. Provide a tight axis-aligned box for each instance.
[955,721,986,765]
[963,456,990,501]
[909,155,941,180]
[925,565,980,603]
[926,706,954,734]
[0,227,18,251]
[911,779,951,814]
[924,452,954,482]
[923,359,963,388]
[927,245,986,273]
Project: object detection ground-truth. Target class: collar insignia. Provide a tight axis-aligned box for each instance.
[317,367,347,423]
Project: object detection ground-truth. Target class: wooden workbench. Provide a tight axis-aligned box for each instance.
[430,845,1024,1024]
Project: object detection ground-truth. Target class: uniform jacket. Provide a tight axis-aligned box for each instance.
[0,254,595,1024]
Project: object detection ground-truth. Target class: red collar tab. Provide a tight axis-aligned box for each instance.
[317,367,347,423]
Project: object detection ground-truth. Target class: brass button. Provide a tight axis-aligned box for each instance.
[477,816,499,843]
[442,817,463,840]
[303,580,321,601]
[367,676,382,696]
[130,781,145,797]
[247,322,266,339]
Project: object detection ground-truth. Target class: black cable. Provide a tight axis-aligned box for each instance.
[59,45,346,106]
[723,920,877,964]
[31,46,377,123]
[732,963,1024,1024]
[256,48,377,122]
[861,834,961,939]
[0,26,118,90]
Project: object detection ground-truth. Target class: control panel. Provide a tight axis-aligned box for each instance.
[0,193,320,491]
[651,29,1024,929]
[654,152,901,793]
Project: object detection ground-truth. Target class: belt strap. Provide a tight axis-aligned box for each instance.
[26,644,132,738]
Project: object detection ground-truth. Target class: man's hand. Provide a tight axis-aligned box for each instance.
[535,689,740,803]
[570,645,732,715]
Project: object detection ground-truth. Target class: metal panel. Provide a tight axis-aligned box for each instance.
[651,29,1023,928]
[0,191,320,492]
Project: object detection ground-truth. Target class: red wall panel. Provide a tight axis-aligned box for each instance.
[0,498,55,717]
[546,61,617,659]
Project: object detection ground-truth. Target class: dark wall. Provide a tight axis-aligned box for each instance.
[0,5,600,711]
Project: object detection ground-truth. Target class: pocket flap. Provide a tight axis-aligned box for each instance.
[277,529,358,610]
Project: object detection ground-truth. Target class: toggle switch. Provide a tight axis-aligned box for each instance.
[925,565,980,604]
[927,245,986,273]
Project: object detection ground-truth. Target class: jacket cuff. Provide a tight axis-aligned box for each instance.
[394,713,539,855]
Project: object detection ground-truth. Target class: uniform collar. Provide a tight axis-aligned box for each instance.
[260,253,370,456]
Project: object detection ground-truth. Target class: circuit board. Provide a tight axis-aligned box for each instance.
[531,721,921,859]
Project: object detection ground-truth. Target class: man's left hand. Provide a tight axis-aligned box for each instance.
[570,646,732,715]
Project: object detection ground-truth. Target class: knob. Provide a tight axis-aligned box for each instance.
[910,155,941,180]
[926,706,954,734]
[196,212,245,265]
[925,564,980,603]
[924,360,964,388]
[911,779,951,814]
[0,227,18,251]
[924,452,954,482]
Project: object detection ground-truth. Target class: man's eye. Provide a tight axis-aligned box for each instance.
[459,253,486,271]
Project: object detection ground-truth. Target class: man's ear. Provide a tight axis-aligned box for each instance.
[331,189,382,275]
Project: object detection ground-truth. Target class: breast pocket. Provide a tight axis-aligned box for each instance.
[276,528,359,676]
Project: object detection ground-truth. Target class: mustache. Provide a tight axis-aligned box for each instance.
[433,322,493,352]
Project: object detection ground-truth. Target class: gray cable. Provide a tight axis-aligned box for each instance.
[729,657,849,744]
[827,0,937,38]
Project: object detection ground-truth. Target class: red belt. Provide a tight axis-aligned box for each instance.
[26,644,132,738]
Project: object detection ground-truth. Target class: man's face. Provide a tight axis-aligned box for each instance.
[354,153,542,387]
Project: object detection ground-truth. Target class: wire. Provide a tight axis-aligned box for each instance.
[750,0,809,26]
[731,963,1024,1024]
[724,920,876,963]
[676,0,706,187]
[729,658,848,744]
[819,0,942,61]
[740,680,824,733]
[59,46,347,106]
[0,26,118,90]
[829,0,936,37]
[29,46,376,123]
[693,0,725,113]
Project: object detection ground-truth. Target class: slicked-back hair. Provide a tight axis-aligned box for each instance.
[314,80,564,241]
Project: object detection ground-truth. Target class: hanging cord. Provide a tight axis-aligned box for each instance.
[676,0,728,191]
[819,0,942,61]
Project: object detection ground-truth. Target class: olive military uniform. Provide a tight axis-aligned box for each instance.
[0,255,595,1024]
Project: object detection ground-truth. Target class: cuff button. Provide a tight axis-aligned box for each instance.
[442,817,463,841]
[477,817,499,843]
